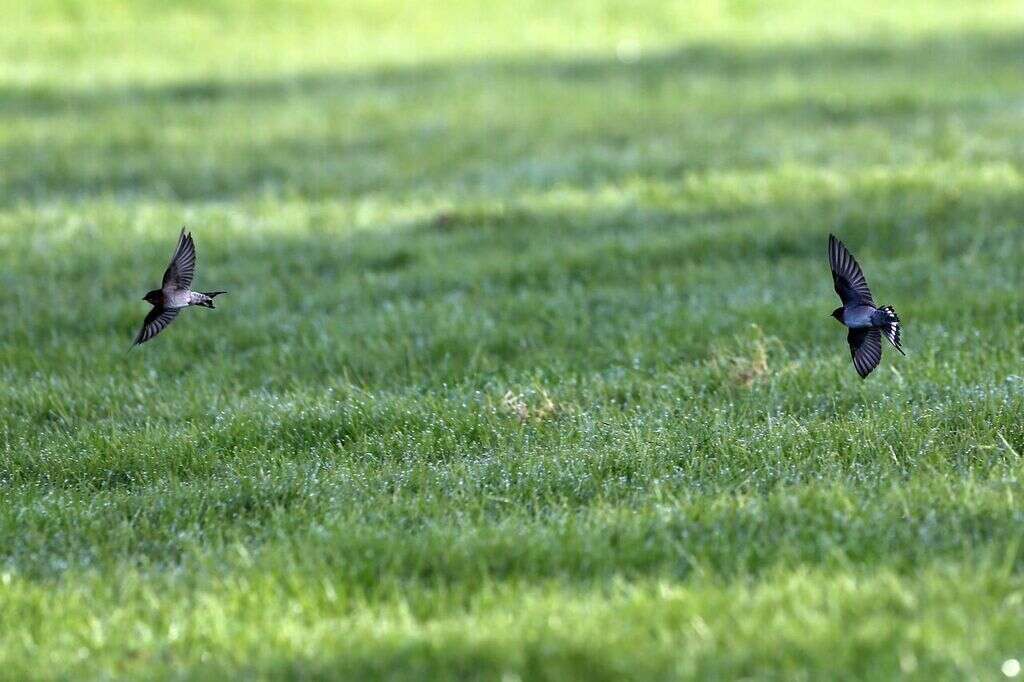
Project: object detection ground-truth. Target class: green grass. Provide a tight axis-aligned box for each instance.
[2,0,1024,678]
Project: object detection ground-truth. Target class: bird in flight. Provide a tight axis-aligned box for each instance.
[132,229,226,347]
[828,234,904,378]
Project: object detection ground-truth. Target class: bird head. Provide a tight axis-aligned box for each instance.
[143,289,162,304]
[830,307,845,323]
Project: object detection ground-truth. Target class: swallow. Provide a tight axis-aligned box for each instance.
[132,228,226,347]
[828,234,904,378]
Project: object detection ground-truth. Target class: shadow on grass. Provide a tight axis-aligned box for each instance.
[0,29,1021,205]
[5,467,1024,585]
[2,29,1022,113]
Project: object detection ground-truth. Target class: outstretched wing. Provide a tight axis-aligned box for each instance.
[829,234,874,306]
[162,229,196,291]
[133,307,180,346]
[847,328,882,378]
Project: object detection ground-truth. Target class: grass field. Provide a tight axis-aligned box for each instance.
[2,0,1024,678]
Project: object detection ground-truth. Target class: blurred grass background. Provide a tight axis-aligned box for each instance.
[1,1,1024,679]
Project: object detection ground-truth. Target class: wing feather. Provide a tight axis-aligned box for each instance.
[162,229,196,291]
[133,307,180,346]
[829,234,874,306]
[847,328,882,378]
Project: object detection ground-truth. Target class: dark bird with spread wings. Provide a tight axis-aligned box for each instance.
[133,229,226,347]
[828,234,904,378]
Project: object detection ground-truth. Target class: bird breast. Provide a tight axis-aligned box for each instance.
[165,289,193,308]
[843,306,876,328]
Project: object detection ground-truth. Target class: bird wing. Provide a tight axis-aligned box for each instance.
[847,328,882,378]
[133,307,180,346]
[162,229,196,291]
[829,234,874,306]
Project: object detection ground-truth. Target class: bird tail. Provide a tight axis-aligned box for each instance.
[197,291,227,309]
[878,305,905,355]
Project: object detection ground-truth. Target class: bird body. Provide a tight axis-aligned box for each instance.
[833,304,890,329]
[133,229,226,346]
[828,234,903,378]
[143,288,221,310]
